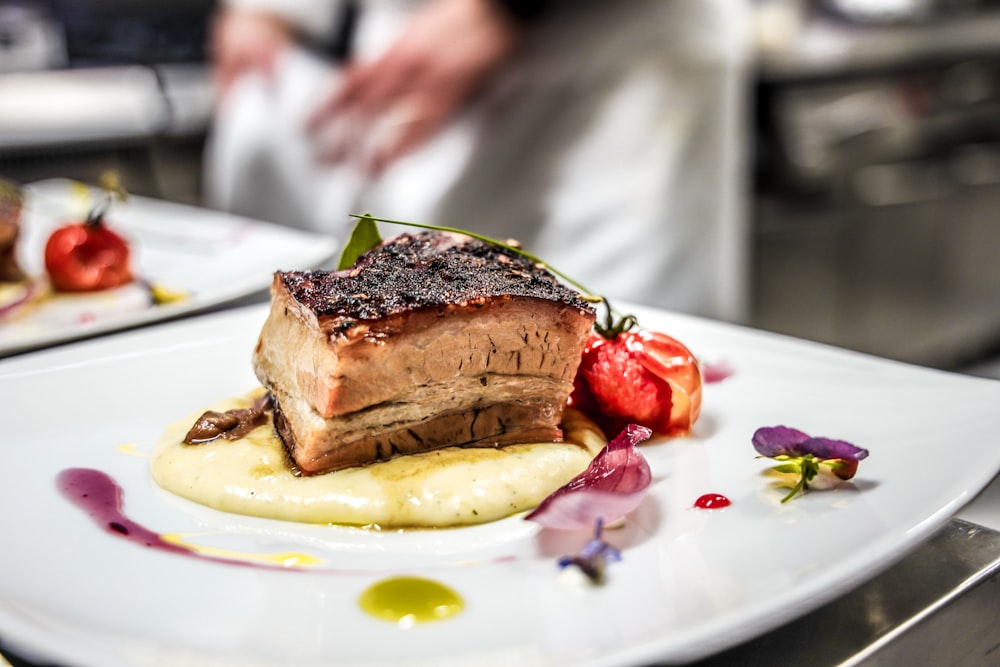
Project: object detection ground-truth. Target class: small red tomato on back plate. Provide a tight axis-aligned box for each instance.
[44,210,133,292]
[570,329,702,438]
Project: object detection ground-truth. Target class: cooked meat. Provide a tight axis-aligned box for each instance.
[253,231,595,475]
[0,185,25,283]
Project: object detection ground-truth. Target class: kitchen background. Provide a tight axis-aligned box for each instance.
[2,0,1000,377]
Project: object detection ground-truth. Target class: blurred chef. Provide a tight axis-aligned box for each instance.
[205,0,753,322]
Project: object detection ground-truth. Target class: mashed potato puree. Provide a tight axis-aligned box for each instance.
[152,389,605,527]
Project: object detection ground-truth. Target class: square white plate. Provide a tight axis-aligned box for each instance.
[1,302,999,667]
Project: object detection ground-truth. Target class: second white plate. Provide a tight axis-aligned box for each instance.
[0,179,340,356]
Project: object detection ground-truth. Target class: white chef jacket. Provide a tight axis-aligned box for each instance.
[205,0,753,322]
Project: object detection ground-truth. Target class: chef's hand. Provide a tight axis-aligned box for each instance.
[306,0,521,175]
[210,6,295,101]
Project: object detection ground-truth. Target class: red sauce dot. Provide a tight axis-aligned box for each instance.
[694,493,731,510]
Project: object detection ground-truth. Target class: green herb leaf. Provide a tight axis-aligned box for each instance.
[338,214,383,270]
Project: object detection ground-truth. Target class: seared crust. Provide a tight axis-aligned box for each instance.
[278,232,591,336]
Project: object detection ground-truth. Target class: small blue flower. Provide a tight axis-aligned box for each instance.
[558,518,621,585]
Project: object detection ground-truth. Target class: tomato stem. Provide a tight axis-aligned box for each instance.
[592,296,637,340]
[85,193,113,227]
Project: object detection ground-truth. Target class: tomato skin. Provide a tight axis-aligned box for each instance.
[569,330,702,438]
[44,218,133,292]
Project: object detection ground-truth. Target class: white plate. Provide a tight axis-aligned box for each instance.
[2,303,1000,667]
[0,179,339,357]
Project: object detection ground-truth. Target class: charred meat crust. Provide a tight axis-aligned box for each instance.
[277,232,592,335]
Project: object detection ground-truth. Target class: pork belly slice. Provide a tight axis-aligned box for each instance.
[253,231,595,475]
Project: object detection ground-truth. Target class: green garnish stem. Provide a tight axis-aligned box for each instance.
[348,214,636,339]
[779,455,820,504]
[349,214,591,294]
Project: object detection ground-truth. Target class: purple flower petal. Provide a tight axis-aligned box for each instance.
[752,426,869,461]
[525,424,653,531]
[751,426,811,458]
[804,437,869,461]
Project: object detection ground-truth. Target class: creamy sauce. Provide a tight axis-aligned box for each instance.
[151,389,606,528]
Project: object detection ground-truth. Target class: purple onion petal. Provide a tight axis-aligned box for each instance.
[0,279,40,321]
[526,424,653,531]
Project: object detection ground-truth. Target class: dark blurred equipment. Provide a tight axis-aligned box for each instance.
[0,2,65,72]
[0,1,214,204]
[35,0,212,66]
[753,0,1000,368]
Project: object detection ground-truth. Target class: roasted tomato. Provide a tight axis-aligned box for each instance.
[570,329,702,438]
[44,211,133,292]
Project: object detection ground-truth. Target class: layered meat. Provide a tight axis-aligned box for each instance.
[0,183,24,283]
[252,231,596,475]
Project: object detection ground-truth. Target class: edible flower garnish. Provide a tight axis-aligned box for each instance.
[752,426,869,503]
[525,424,652,530]
[558,518,621,585]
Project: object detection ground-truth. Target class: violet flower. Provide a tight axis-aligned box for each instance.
[752,426,869,503]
